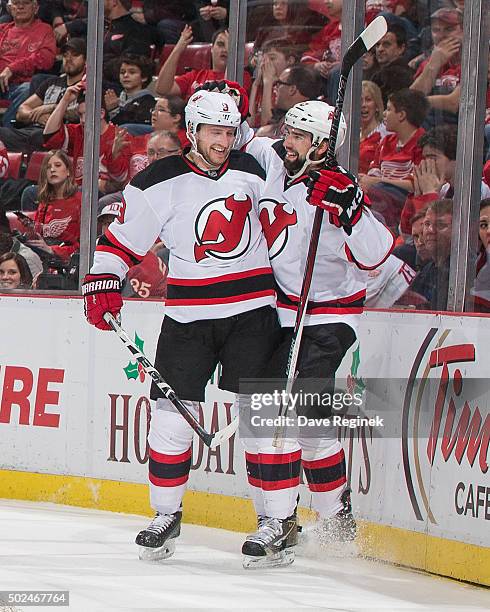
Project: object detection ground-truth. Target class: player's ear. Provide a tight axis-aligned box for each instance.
[316,139,329,158]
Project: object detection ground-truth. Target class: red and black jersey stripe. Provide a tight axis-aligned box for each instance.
[245,450,301,491]
[96,229,144,268]
[148,447,192,488]
[276,285,365,315]
[302,448,346,492]
[166,267,275,306]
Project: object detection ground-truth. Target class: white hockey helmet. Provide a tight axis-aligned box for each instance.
[284,100,347,150]
[283,100,347,179]
[185,90,241,137]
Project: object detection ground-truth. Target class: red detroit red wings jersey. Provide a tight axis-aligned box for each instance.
[243,133,395,331]
[91,150,275,323]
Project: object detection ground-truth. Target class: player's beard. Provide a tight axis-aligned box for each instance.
[284,151,307,176]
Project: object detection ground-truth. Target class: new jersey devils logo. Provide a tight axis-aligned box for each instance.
[194,194,252,262]
[259,199,297,260]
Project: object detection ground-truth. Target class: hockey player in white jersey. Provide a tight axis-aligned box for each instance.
[82,90,283,562]
[195,82,394,567]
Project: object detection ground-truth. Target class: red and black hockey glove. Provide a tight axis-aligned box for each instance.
[82,273,122,331]
[307,166,364,235]
[195,79,249,122]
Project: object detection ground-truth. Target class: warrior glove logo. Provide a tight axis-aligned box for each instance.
[259,199,297,260]
[194,194,252,262]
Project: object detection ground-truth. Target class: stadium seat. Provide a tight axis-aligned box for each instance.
[24,151,49,182]
[158,44,212,75]
[6,152,24,180]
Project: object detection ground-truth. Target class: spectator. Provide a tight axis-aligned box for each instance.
[410,8,463,97]
[0,228,42,276]
[249,0,327,50]
[400,125,490,235]
[371,24,414,103]
[156,27,251,100]
[24,150,80,264]
[393,209,432,271]
[197,1,228,43]
[0,38,86,154]
[0,0,57,126]
[104,54,155,134]
[41,82,131,198]
[0,251,32,289]
[300,0,341,70]
[97,129,183,215]
[410,198,453,309]
[134,0,197,45]
[56,0,159,84]
[146,130,182,164]
[360,88,428,232]
[256,64,322,137]
[38,0,86,28]
[249,37,299,128]
[471,198,490,312]
[359,80,388,174]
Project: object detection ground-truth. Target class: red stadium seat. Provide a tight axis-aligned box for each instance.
[6,210,36,234]
[6,152,24,179]
[24,151,49,182]
[158,44,212,75]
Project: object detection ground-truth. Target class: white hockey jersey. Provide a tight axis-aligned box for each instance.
[91,151,275,323]
[365,254,416,308]
[243,133,395,330]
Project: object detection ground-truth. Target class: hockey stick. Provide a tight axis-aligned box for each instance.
[272,16,388,447]
[103,313,239,449]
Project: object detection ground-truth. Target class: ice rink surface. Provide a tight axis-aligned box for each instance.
[0,500,488,612]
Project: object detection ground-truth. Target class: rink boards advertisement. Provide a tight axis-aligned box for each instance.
[0,295,488,585]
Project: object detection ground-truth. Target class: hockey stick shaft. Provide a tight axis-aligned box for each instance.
[272,17,387,446]
[103,313,238,449]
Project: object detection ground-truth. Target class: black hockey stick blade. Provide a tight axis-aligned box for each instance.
[103,313,238,449]
[272,17,387,448]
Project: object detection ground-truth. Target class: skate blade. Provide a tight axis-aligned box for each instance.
[242,548,295,569]
[137,538,176,562]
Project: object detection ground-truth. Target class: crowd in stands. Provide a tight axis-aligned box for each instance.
[0,0,488,313]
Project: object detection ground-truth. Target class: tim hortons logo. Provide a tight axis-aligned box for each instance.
[259,199,297,260]
[402,331,490,523]
[194,194,252,262]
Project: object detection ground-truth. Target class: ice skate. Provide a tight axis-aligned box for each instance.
[135,510,182,561]
[242,514,298,569]
[299,489,357,548]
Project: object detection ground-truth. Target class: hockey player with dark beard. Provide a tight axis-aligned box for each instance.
[82,90,282,562]
[198,82,394,568]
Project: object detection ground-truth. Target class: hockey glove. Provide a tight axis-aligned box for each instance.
[195,79,249,122]
[82,273,122,331]
[307,167,364,235]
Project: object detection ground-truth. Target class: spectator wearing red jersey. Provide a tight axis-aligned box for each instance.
[359,80,388,174]
[0,137,9,179]
[400,125,490,236]
[359,88,429,232]
[42,81,131,195]
[301,0,341,75]
[156,27,251,100]
[248,37,299,128]
[0,0,56,126]
[24,150,81,264]
[410,9,463,97]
